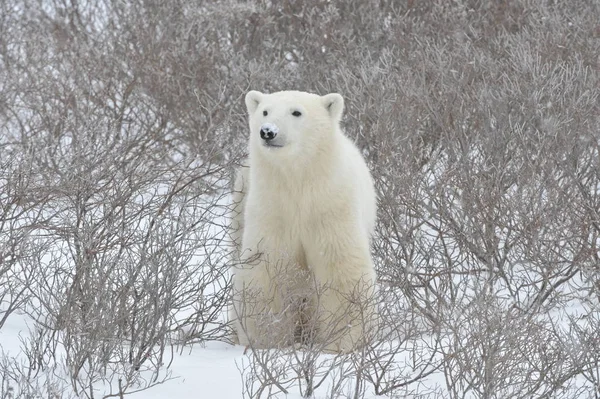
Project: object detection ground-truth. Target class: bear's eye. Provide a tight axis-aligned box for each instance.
[263,110,268,116]
[292,110,302,117]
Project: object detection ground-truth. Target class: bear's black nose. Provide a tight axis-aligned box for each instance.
[260,126,277,141]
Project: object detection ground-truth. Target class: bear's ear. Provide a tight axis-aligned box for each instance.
[322,93,344,121]
[245,90,263,114]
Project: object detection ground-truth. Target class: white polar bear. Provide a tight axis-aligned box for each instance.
[231,90,377,353]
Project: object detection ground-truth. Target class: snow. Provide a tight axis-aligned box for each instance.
[128,341,244,399]
[0,312,244,398]
[0,313,357,399]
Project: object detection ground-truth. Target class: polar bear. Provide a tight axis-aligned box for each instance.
[231,90,377,353]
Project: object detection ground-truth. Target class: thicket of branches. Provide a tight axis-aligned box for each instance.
[1,0,599,398]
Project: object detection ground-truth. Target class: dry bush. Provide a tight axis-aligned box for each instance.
[1,0,242,396]
[230,1,600,398]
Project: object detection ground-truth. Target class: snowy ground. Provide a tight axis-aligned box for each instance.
[0,313,349,399]
[1,188,597,398]
[1,312,244,398]
[128,341,246,399]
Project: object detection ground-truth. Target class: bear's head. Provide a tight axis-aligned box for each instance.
[244,90,344,163]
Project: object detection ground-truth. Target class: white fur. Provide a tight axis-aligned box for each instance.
[231,90,377,352]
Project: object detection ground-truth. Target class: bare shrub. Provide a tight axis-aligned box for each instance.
[234,1,599,398]
[1,0,241,396]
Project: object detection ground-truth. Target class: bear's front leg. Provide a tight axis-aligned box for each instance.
[233,228,304,349]
[304,230,378,353]
[313,271,377,353]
